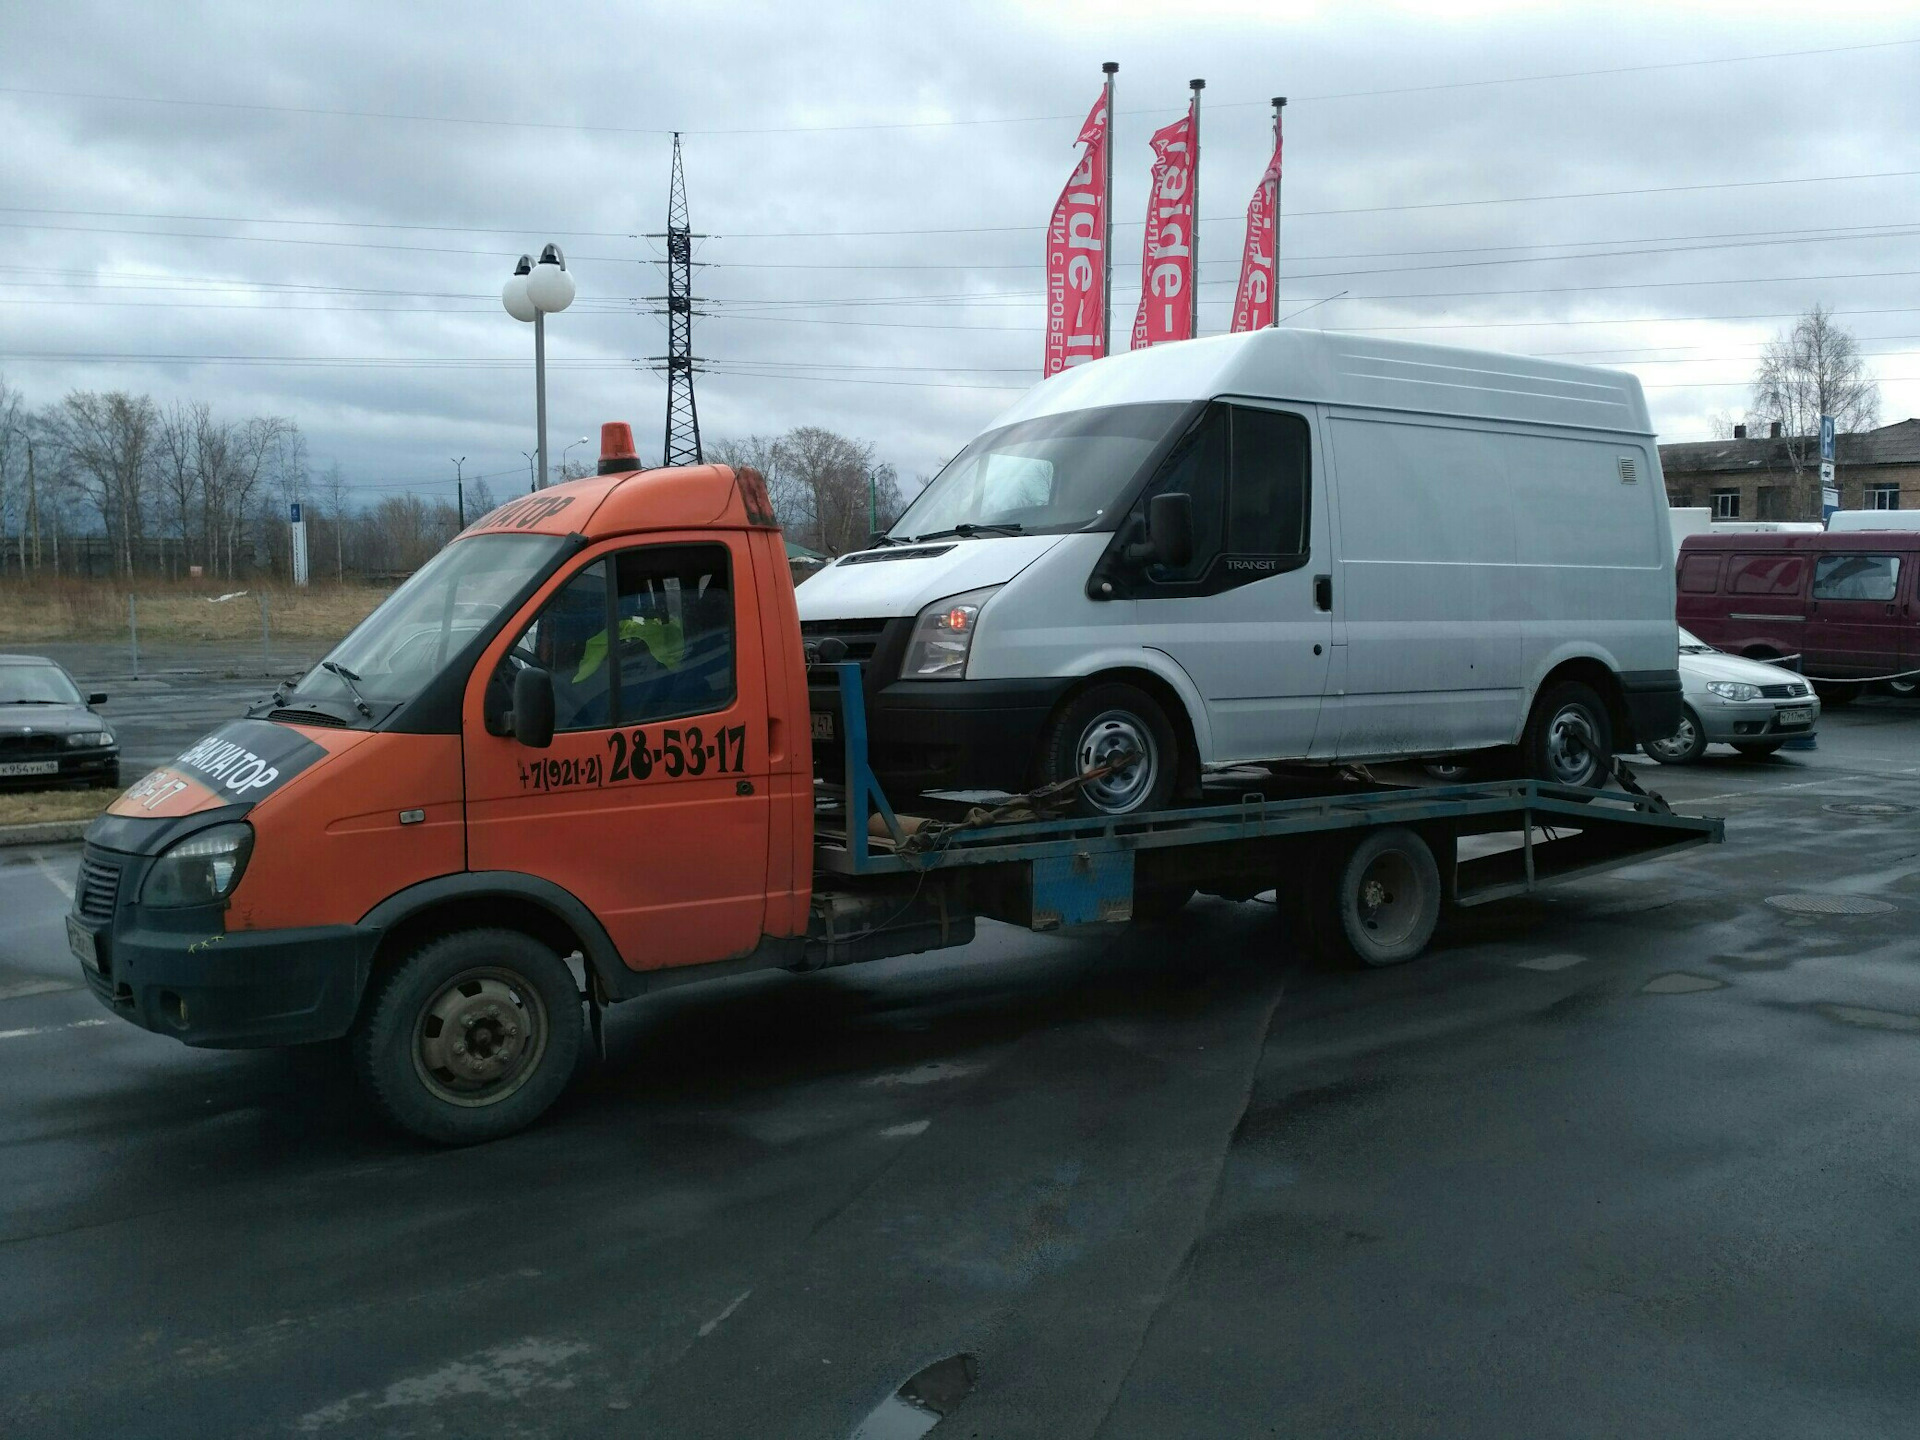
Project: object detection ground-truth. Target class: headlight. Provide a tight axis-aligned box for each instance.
[1705,681,1762,703]
[901,586,999,681]
[140,823,254,908]
[65,730,113,748]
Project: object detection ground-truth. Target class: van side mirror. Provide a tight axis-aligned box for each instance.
[510,666,555,749]
[88,692,108,706]
[1142,492,1194,568]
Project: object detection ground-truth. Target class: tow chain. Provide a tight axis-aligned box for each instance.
[1563,726,1671,814]
[896,749,1143,855]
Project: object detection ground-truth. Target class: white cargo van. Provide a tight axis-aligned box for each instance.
[800,329,1680,814]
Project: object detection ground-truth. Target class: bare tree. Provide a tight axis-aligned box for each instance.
[320,461,349,578]
[155,401,202,577]
[466,476,497,518]
[52,390,159,575]
[1750,305,1882,510]
[0,374,23,577]
[224,415,289,577]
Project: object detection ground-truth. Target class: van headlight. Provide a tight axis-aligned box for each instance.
[901,586,999,681]
[140,823,254,908]
[1705,681,1762,703]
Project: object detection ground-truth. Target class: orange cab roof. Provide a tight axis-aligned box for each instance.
[459,460,778,541]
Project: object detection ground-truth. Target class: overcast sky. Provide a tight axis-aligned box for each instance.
[2,0,1916,511]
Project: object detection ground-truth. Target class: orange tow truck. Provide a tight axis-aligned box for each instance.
[70,424,1721,1143]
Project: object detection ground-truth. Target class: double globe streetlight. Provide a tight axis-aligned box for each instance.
[502,244,576,490]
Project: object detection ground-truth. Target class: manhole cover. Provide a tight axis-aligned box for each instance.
[1824,802,1916,817]
[1766,893,1897,915]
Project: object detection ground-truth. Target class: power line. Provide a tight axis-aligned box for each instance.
[2,37,1911,138]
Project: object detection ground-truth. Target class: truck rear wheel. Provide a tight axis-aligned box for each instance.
[351,928,583,1145]
[1327,828,1442,968]
[1039,682,1180,817]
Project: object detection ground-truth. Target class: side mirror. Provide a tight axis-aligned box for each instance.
[1145,492,1194,568]
[510,666,555,749]
[88,692,109,706]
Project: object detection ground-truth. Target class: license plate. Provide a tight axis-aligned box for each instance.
[0,760,58,778]
[1777,707,1815,729]
[67,915,98,969]
[811,712,836,741]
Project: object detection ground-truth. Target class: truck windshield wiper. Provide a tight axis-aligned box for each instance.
[320,660,375,718]
[915,522,1025,541]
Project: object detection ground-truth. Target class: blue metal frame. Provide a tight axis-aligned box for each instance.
[835,661,903,872]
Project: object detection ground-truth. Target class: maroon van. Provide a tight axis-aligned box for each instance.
[1676,531,1920,702]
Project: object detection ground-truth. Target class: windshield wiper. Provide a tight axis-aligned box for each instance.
[2,698,62,705]
[914,522,1025,541]
[320,660,375,719]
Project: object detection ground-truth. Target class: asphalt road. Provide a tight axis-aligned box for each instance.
[2,699,1917,1437]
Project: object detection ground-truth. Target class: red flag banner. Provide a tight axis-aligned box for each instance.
[1230,130,1283,332]
[1130,113,1196,349]
[1042,92,1110,377]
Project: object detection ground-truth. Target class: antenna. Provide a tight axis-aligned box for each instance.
[646,133,706,467]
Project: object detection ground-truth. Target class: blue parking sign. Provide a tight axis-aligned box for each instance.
[1819,415,1835,462]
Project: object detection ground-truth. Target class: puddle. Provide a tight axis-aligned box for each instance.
[863,1062,978,1088]
[881,1120,931,1139]
[1815,1003,1920,1034]
[1515,953,1586,972]
[851,1354,977,1440]
[1641,972,1726,995]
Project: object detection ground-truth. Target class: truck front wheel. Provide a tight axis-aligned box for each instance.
[352,928,583,1145]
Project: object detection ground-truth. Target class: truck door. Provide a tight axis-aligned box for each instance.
[464,536,771,971]
[1127,402,1333,762]
[1804,550,1905,678]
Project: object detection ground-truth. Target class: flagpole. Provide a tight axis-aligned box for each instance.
[1270,97,1286,328]
[1101,61,1118,358]
[1188,78,1204,340]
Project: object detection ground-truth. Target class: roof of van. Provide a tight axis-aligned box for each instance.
[988,328,1654,437]
[1680,529,1920,552]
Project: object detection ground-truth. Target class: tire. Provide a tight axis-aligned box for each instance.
[1885,677,1918,699]
[1323,828,1442,968]
[1422,760,1475,783]
[1130,883,1196,922]
[1519,680,1613,790]
[351,928,583,1145]
[1642,704,1707,765]
[1813,681,1861,707]
[1733,742,1785,759]
[1038,682,1180,817]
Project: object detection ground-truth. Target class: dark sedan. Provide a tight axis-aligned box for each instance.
[0,655,120,789]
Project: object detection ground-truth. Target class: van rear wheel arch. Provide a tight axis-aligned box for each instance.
[1529,657,1631,748]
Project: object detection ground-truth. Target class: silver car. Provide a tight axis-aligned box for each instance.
[1643,629,1820,764]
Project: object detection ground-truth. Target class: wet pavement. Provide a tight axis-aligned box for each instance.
[1,700,1916,1437]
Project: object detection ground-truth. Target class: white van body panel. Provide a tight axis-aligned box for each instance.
[1828,510,1920,532]
[800,328,1676,776]
[800,534,1068,620]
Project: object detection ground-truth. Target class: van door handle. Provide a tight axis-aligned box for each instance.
[1313,574,1333,612]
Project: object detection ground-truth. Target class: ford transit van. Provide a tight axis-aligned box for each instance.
[800,329,1681,813]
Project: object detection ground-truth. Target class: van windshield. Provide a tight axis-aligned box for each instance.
[286,533,567,720]
[890,402,1191,541]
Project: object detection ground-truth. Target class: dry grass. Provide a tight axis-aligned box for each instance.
[0,789,113,826]
[0,578,390,644]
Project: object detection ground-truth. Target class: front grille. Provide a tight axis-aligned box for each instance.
[1759,683,1808,699]
[0,733,60,756]
[76,848,122,921]
[801,618,893,667]
[269,707,347,728]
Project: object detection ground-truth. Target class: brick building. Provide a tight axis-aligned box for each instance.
[1659,418,1920,521]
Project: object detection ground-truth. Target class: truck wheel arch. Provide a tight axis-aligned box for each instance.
[358,872,634,1007]
[1527,656,1632,748]
[1053,665,1206,798]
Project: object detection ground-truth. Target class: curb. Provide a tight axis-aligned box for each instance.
[0,820,94,849]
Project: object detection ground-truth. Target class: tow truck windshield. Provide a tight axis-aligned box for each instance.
[287,532,567,719]
[889,401,1189,541]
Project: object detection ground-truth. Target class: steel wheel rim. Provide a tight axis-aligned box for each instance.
[1890,678,1917,697]
[1075,710,1158,814]
[412,966,550,1108]
[1354,849,1421,949]
[1647,711,1697,760]
[1546,705,1601,785]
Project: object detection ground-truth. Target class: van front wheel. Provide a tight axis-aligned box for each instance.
[1039,683,1180,817]
[352,928,583,1145]
[1521,680,1613,790]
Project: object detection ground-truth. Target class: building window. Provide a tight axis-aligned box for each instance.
[1711,488,1740,519]
[1867,483,1901,511]
[1666,486,1695,508]
[1755,485,1791,520]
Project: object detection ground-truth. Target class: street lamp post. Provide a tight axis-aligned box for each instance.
[502,244,577,489]
[521,450,537,495]
[451,456,466,526]
[562,435,590,481]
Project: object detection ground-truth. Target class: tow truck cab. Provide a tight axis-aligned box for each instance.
[72,424,814,1057]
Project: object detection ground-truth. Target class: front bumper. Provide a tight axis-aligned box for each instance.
[1692,696,1821,744]
[811,676,1076,795]
[70,844,374,1048]
[0,745,118,788]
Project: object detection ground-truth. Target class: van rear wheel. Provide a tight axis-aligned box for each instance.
[352,928,583,1145]
[1039,682,1180,817]
[1520,680,1612,790]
